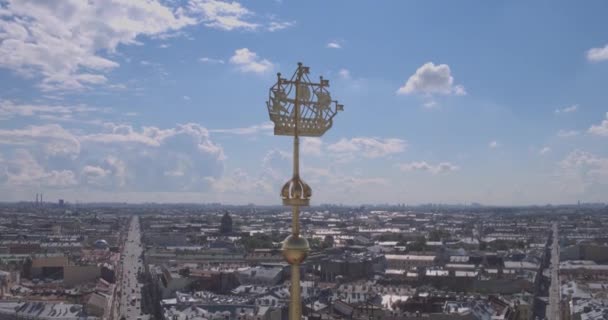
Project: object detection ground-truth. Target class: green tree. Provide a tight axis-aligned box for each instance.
[239,234,273,251]
[428,229,450,242]
[407,237,427,252]
[479,242,487,251]
[323,235,335,248]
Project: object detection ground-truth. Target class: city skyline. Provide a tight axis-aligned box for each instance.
[1,1,608,205]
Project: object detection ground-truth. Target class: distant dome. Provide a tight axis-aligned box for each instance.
[94,239,109,249]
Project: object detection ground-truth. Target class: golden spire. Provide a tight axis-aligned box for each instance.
[266,62,343,320]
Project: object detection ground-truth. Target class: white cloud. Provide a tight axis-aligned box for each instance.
[183,95,191,101]
[561,150,608,171]
[81,165,110,186]
[188,0,258,30]
[588,112,608,136]
[207,168,272,195]
[206,147,292,200]
[453,85,466,96]
[0,0,288,90]
[99,156,127,188]
[81,125,168,147]
[423,100,438,109]
[0,122,225,163]
[0,100,100,120]
[489,141,499,148]
[301,166,389,202]
[82,123,225,160]
[586,44,608,62]
[557,130,580,138]
[213,145,395,203]
[558,150,608,194]
[0,0,198,90]
[210,122,273,135]
[267,20,295,32]
[302,138,322,156]
[539,147,551,155]
[82,165,109,177]
[327,137,407,160]
[260,148,291,181]
[1,149,77,187]
[0,124,81,156]
[229,48,273,74]
[326,42,341,49]
[190,1,293,32]
[338,68,350,79]
[326,175,388,188]
[0,122,225,193]
[554,104,578,114]
[399,161,459,174]
[397,62,466,96]
[199,57,225,64]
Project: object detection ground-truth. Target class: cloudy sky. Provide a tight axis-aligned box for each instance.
[0,0,607,205]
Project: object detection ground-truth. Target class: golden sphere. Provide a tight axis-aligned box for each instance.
[282,235,309,265]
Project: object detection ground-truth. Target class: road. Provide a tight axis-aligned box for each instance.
[114,216,148,320]
[548,222,560,320]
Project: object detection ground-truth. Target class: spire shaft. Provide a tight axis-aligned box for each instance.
[266,62,343,320]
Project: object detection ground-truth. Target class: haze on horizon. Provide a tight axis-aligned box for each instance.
[0,1,607,206]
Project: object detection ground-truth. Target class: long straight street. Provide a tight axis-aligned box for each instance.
[548,222,560,320]
[114,216,148,320]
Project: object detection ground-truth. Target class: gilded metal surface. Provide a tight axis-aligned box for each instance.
[282,235,309,264]
[266,62,342,320]
[289,265,302,320]
[267,63,343,137]
[281,175,312,206]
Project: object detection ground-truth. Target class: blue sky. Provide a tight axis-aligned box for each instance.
[0,0,607,205]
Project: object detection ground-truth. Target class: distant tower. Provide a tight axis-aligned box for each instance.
[266,63,343,320]
[35,193,39,205]
[220,211,233,234]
